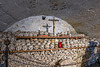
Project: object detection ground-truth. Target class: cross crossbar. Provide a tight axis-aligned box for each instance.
[43,24,51,32]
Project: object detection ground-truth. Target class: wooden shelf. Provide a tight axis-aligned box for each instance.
[15,36,85,39]
[0,46,99,54]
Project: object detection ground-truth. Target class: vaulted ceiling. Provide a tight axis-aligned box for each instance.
[0,0,100,40]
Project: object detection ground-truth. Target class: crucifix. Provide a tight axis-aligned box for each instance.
[43,24,51,32]
[49,17,59,36]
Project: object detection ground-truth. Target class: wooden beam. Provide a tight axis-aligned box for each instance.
[15,36,85,39]
[0,46,99,54]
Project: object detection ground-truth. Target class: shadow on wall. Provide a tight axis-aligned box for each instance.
[81,38,99,67]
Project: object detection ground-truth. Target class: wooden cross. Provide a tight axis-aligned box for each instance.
[43,24,51,32]
[49,17,59,36]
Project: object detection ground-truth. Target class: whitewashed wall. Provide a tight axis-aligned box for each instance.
[5,15,76,34]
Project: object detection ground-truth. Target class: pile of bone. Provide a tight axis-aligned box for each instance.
[14,31,85,37]
[9,38,89,51]
[14,31,49,36]
[0,38,90,51]
[8,49,85,67]
[0,31,99,51]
